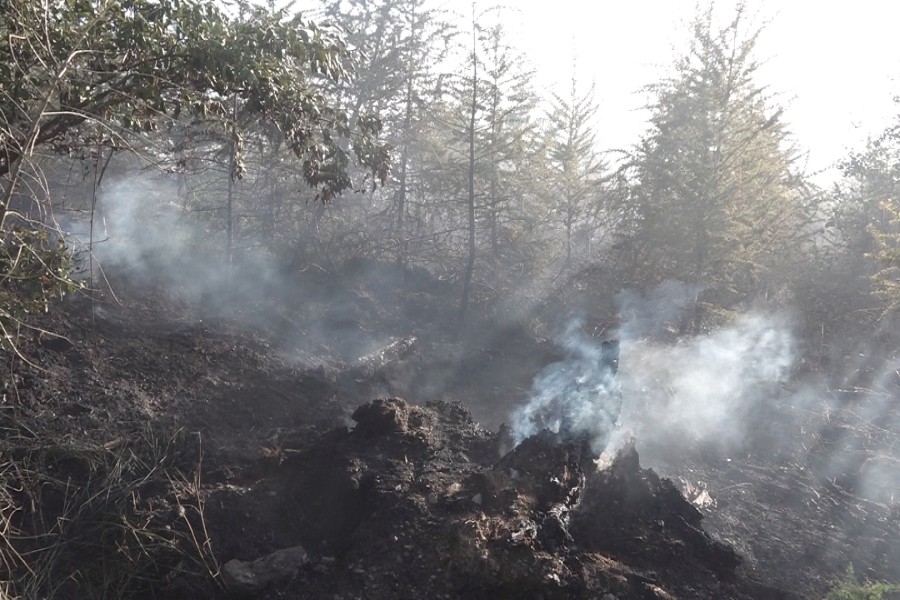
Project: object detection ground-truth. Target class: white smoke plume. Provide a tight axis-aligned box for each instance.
[614,280,703,340]
[63,172,214,296]
[89,174,249,301]
[62,172,438,365]
[511,319,622,453]
[510,282,796,461]
[619,310,796,462]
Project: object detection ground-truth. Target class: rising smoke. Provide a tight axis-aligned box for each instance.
[511,319,623,453]
[618,309,795,462]
[512,281,900,512]
[64,171,437,364]
[72,175,899,507]
[66,172,232,298]
[511,282,796,459]
[614,280,703,341]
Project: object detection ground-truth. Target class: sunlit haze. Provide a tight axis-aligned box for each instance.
[509,0,900,184]
[302,0,900,184]
[4,0,900,596]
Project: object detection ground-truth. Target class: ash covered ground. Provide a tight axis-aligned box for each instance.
[2,262,899,599]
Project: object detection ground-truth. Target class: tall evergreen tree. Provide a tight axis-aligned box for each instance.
[543,75,607,269]
[320,0,455,266]
[477,20,541,283]
[622,4,811,326]
[426,6,540,321]
[836,110,900,317]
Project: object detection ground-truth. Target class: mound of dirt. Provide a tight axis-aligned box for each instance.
[209,397,790,600]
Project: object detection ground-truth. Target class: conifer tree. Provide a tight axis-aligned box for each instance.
[622,4,811,326]
[544,76,607,269]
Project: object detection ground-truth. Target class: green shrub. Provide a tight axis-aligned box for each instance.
[0,227,80,353]
[826,565,900,600]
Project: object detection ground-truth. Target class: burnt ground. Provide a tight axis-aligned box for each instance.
[1,264,899,599]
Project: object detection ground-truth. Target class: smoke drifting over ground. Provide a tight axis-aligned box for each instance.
[511,283,797,462]
[594,283,897,509]
[68,178,898,510]
[620,310,796,459]
[85,174,275,306]
[62,173,228,300]
[505,279,900,526]
[614,281,704,340]
[66,173,458,366]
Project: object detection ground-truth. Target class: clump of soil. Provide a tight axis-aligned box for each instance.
[211,397,785,600]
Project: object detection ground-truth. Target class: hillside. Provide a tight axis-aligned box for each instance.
[1,264,898,599]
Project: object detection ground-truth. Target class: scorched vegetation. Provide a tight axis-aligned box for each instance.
[1,1,899,599]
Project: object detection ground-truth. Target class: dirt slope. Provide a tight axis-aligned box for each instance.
[1,270,898,599]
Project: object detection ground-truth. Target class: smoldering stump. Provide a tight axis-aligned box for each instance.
[512,321,623,455]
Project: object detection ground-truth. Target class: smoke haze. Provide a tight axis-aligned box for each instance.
[64,173,409,365]
[510,283,797,462]
[68,176,899,509]
[619,309,795,460]
[511,319,622,452]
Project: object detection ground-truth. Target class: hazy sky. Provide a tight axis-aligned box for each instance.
[507,0,900,183]
[299,0,900,184]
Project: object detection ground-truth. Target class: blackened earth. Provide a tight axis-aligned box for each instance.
[2,265,898,599]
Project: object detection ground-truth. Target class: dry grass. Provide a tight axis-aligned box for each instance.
[0,425,221,599]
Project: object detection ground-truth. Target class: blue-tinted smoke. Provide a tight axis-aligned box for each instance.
[511,320,622,453]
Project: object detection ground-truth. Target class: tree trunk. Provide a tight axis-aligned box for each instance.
[458,12,478,326]
[396,1,418,271]
[226,161,235,266]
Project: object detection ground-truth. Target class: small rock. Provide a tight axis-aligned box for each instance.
[222,545,308,596]
[644,583,677,599]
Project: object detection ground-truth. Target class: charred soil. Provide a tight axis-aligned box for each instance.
[1,265,898,599]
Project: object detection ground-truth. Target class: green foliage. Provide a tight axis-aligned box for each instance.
[0,0,389,206]
[868,198,900,315]
[422,11,545,294]
[620,4,812,324]
[835,114,900,318]
[826,565,900,600]
[0,0,392,353]
[543,77,608,268]
[470,19,543,280]
[834,121,900,253]
[0,229,80,351]
[320,0,454,264]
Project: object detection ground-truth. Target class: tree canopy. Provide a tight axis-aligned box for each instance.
[0,0,391,352]
[0,0,390,224]
[2,0,899,354]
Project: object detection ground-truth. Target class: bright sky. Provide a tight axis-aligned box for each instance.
[505,0,900,184]
[297,0,900,185]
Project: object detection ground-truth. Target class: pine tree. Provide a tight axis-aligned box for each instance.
[320,0,455,266]
[838,111,900,317]
[622,4,811,327]
[425,6,540,322]
[543,75,607,270]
